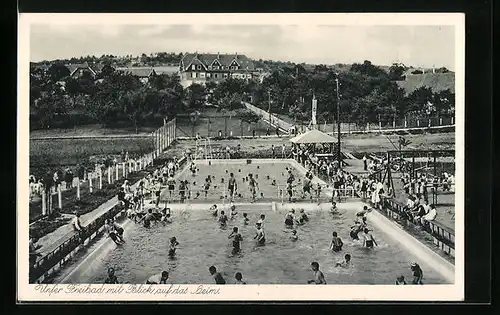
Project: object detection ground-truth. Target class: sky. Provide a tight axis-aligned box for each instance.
[29,24,456,70]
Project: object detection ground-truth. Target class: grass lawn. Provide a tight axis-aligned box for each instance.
[30,124,160,138]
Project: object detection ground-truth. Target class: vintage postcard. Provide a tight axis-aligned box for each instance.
[18,13,464,302]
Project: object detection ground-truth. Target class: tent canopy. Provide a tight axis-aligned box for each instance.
[289,129,337,144]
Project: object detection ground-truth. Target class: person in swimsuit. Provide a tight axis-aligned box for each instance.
[104,267,120,284]
[410,262,424,284]
[248,174,258,202]
[299,209,309,222]
[302,177,312,199]
[257,214,266,228]
[284,209,295,227]
[210,204,218,217]
[190,162,196,176]
[146,271,169,284]
[315,183,322,201]
[234,272,246,284]
[254,222,266,245]
[228,173,237,201]
[286,181,294,202]
[395,275,407,285]
[330,201,338,214]
[218,211,228,227]
[242,213,249,225]
[230,205,238,219]
[349,224,362,240]
[290,229,298,241]
[166,175,176,200]
[307,262,327,284]
[228,227,243,254]
[329,231,343,252]
[111,218,125,243]
[362,228,378,248]
[335,254,351,267]
[209,266,226,284]
[105,219,123,245]
[204,177,211,198]
[138,208,156,228]
[168,237,180,257]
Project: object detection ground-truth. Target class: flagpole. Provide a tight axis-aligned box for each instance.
[335,75,342,170]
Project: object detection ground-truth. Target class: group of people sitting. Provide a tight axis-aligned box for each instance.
[402,195,438,226]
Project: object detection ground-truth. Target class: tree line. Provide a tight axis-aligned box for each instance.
[30,60,455,131]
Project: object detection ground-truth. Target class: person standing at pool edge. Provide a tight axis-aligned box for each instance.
[410,262,424,284]
[209,266,226,284]
[307,262,326,284]
[254,222,266,245]
[146,271,169,284]
[228,172,237,201]
[248,173,258,202]
[362,228,378,248]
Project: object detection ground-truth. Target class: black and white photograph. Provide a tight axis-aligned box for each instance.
[17,13,465,301]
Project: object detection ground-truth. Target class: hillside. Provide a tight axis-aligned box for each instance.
[397,72,455,95]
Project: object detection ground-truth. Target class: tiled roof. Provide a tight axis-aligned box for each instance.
[181,53,255,71]
[115,67,156,77]
[65,62,97,76]
[153,66,179,75]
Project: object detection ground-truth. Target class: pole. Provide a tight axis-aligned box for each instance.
[108,166,112,184]
[76,178,80,200]
[335,77,342,169]
[89,173,93,193]
[99,170,103,189]
[42,190,47,215]
[57,185,62,210]
[116,164,119,181]
[433,154,437,204]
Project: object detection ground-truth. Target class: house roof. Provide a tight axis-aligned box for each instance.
[181,53,255,71]
[65,62,97,76]
[289,129,338,144]
[115,67,156,77]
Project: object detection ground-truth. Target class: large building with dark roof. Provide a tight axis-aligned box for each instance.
[179,52,260,87]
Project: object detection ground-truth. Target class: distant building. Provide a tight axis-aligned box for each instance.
[115,67,157,84]
[66,62,98,79]
[179,52,259,87]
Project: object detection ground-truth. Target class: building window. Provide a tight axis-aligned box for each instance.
[230,66,235,70]
[192,72,197,78]
[214,66,219,70]
[208,66,212,70]
[197,65,201,70]
[223,73,228,78]
[192,65,196,70]
[247,74,251,78]
[200,72,206,78]
[206,73,211,78]
[214,73,218,78]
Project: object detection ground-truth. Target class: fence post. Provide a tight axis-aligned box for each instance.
[393,119,396,129]
[428,118,431,127]
[122,162,126,177]
[115,164,119,181]
[99,170,103,189]
[439,117,443,125]
[417,119,420,127]
[404,119,407,128]
[451,117,454,125]
[379,120,382,131]
[108,167,112,184]
[366,122,370,131]
[57,185,62,210]
[42,191,47,215]
[89,173,93,193]
[129,160,132,173]
[76,178,80,200]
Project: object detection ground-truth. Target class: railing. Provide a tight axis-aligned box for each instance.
[378,197,455,256]
[30,202,125,283]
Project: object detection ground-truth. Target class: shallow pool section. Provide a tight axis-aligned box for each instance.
[161,159,333,203]
[59,202,451,285]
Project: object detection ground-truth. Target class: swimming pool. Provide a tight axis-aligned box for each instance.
[159,159,345,204]
[58,201,451,285]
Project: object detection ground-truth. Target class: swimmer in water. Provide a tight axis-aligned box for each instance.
[218,211,228,227]
[335,254,351,267]
[168,237,180,257]
[362,228,378,248]
[290,229,298,241]
[330,201,338,214]
[204,177,211,198]
[234,272,246,284]
[242,213,249,225]
[254,222,266,245]
[210,204,218,217]
[190,162,196,176]
[209,266,226,284]
[230,204,238,219]
[228,227,243,254]
[349,224,362,240]
[395,275,407,285]
[284,209,295,227]
[329,231,343,252]
[286,181,294,201]
[163,213,173,223]
[104,267,120,284]
[138,208,156,228]
[146,271,169,284]
[307,262,327,284]
[410,262,424,284]
[257,214,266,228]
[299,209,309,222]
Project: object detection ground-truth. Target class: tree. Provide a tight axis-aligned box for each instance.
[388,63,407,81]
[48,64,70,82]
[184,83,206,111]
[236,108,261,124]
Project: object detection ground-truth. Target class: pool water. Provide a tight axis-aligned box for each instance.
[67,204,449,285]
[161,161,332,203]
